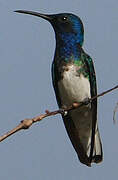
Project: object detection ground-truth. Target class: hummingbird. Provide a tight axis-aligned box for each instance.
[15,10,103,166]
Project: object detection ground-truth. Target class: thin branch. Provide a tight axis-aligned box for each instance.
[0,84,118,143]
[113,102,118,124]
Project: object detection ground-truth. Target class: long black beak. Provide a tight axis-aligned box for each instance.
[14,10,52,22]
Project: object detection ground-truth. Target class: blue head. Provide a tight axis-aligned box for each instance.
[15,10,84,46]
[49,13,84,47]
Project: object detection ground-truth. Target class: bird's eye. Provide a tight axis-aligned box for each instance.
[60,16,68,22]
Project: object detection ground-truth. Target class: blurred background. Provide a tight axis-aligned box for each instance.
[0,0,118,179]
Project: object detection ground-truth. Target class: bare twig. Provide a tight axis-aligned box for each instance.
[113,102,118,124]
[0,84,118,143]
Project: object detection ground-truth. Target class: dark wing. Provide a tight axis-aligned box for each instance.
[83,50,103,163]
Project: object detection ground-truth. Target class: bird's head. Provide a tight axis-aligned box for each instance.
[15,10,84,46]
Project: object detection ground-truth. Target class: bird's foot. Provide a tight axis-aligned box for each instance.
[82,98,91,106]
[59,105,68,116]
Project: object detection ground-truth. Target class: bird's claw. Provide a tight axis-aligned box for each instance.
[59,108,68,116]
[82,98,91,106]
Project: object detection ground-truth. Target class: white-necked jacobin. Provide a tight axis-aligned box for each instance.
[15,10,103,167]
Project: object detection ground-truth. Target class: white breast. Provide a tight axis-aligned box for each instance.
[58,64,91,106]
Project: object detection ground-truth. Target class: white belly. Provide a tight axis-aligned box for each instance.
[58,64,91,106]
[58,64,92,154]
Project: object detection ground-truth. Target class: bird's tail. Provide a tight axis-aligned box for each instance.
[91,125,103,164]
